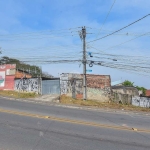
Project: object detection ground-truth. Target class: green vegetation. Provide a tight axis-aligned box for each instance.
[122,80,134,86]
[60,95,150,112]
[136,86,147,96]
[122,80,147,96]
[0,90,37,99]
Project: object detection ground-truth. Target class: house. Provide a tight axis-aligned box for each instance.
[146,90,150,97]
[60,73,111,100]
[112,86,139,96]
[15,69,32,79]
[0,64,32,90]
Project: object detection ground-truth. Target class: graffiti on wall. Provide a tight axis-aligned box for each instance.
[132,96,150,108]
[15,78,39,93]
[60,73,83,97]
[60,73,69,94]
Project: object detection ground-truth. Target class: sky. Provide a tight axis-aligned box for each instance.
[0,0,150,88]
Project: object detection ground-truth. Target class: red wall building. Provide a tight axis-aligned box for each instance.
[0,64,16,90]
[146,90,150,97]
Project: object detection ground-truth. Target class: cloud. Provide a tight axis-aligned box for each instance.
[0,0,150,88]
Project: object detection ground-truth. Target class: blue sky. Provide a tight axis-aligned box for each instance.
[0,0,150,88]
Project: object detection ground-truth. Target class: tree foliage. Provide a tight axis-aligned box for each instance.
[122,80,134,86]
[0,56,53,78]
[136,86,146,96]
[122,80,147,96]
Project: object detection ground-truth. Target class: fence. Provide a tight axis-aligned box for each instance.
[14,78,40,93]
[42,79,60,95]
[87,87,111,102]
[132,96,150,108]
[14,78,60,95]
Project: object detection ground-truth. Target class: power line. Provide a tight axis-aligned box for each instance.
[0,27,81,37]
[89,46,150,59]
[87,27,150,35]
[99,64,150,77]
[102,32,150,51]
[0,33,79,41]
[87,14,150,43]
[96,0,116,37]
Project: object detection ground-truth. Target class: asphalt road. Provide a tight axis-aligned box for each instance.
[0,97,150,150]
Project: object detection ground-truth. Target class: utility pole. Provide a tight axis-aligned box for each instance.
[82,26,87,100]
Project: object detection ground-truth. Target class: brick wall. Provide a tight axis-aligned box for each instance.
[85,74,111,88]
[146,90,150,96]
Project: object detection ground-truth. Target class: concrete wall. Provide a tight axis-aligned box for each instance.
[60,73,83,99]
[60,73,111,101]
[112,86,139,96]
[87,88,110,102]
[113,92,132,104]
[14,78,39,93]
[132,96,150,108]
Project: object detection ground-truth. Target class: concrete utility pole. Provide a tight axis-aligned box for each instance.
[82,26,87,100]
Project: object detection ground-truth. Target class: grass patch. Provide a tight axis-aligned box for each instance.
[0,90,38,99]
[60,95,150,112]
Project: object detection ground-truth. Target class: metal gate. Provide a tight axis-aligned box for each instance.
[42,79,60,95]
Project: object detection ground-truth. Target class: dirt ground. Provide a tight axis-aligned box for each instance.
[0,90,37,99]
[60,95,150,112]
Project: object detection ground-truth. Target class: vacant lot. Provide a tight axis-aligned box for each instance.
[60,95,150,112]
[0,90,37,99]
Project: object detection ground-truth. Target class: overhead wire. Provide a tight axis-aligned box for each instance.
[0,27,81,37]
[88,46,150,59]
[88,31,150,52]
[96,0,116,37]
[87,27,150,36]
[0,33,79,41]
[87,14,150,43]
[98,64,150,77]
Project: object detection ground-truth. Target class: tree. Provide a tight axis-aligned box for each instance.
[0,56,53,78]
[122,80,147,96]
[136,86,147,96]
[122,80,134,86]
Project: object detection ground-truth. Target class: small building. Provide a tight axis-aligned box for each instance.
[0,64,32,90]
[60,73,111,100]
[15,69,32,79]
[146,90,150,97]
[112,86,139,96]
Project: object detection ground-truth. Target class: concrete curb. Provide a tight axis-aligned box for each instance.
[0,95,150,116]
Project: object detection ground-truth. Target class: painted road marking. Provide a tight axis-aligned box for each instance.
[0,108,150,134]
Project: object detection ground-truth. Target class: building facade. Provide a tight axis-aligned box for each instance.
[0,64,32,90]
[112,86,139,96]
[0,64,16,90]
[146,90,150,97]
[60,73,111,101]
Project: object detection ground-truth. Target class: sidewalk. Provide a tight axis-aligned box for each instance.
[0,95,150,117]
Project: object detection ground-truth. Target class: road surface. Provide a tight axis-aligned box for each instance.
[0,97,150,150]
